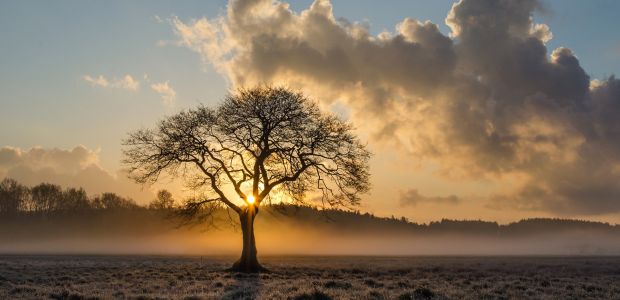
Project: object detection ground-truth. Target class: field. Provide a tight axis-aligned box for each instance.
[1,255,620,299]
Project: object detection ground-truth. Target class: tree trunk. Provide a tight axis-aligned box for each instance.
[230,205,266,272]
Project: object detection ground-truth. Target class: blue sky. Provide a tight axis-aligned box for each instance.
[0,1,228,170]
[1,1,620,222]
[1,0,618,170]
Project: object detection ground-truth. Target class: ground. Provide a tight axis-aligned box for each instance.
[1,256,620,299]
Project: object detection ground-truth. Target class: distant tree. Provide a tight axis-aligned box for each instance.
[123,86,371,272]
[149,189,175,210]
[30,183,63,213]
[92,193,137,210]
[60,187,92,211]
[0,178,29,215]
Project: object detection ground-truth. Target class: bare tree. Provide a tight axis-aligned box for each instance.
[0,178,29,215]
[149,189,175,210]
[61,187,92,211]
[92,193,137,210]
[30,183,63,213]
[123,86,371,272]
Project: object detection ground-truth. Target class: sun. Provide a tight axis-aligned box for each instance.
[246,194,256,204]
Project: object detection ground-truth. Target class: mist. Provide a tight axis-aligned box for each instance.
[2,207,619,256]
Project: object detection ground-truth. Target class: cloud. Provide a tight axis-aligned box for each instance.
[83,74,140,91]
[171,0,620,216]
[0,146,152,201]
[83,75,109,88]
[150,81,177,106]
[116,75,140,91]
[0,146,99,172]
[400,189,460,207]
[84,73,178,106]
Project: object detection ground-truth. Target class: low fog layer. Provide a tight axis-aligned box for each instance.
[1,206,619,256]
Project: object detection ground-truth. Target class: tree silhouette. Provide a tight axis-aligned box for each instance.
[149,189,175,210]
[0,178,28,215]
[92,192,137,210]
[59,187,92,211]
[123,86,371,272]
[30,183,63,213]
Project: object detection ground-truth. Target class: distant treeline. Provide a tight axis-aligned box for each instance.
[1,178,618,236]
[268,205,620,236]
[0,178,173,216]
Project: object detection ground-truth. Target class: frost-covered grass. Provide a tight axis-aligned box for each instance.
[1,255,619,299]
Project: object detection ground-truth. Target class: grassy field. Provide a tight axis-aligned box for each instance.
[1,255,619,299]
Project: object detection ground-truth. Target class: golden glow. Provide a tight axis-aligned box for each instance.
[246,194,256,204]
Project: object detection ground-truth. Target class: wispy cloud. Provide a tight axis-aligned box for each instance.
[150,81,177,106]
[83,75,109,88]
[116,75,140,91]
[84,73,177,107]
[83,74,140,91]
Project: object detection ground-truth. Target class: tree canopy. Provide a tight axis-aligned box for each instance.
[123,86,371,213]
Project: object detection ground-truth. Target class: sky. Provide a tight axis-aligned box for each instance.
[1,0,620,224]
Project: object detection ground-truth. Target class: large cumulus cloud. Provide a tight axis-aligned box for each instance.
[171,0,620,215]
[0,146,152,201]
